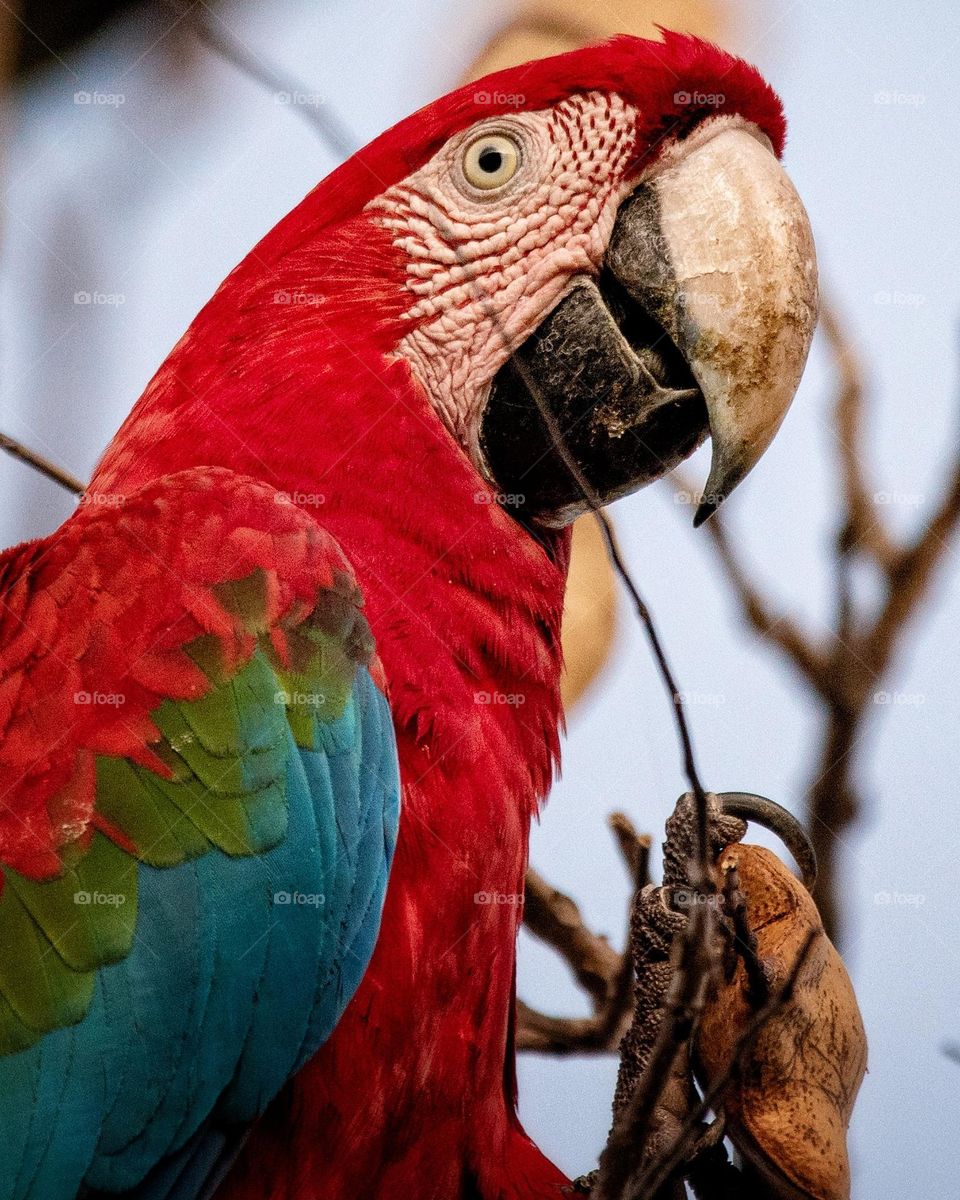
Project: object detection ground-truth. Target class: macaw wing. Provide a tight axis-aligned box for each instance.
[0,468,400,1200]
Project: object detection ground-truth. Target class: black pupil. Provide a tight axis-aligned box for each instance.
[478,147,503,174]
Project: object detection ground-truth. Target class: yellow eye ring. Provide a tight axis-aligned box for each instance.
[461,133,521,190]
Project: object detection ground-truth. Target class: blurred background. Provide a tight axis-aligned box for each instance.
[1,2,957,1195]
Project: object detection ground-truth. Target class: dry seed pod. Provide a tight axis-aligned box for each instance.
[695,844,867,1200]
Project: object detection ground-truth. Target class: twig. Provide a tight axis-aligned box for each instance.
[823,305,899,572]
[867,452,960,679]
[163,0,358,158]
[721,862,768,1007]
[0,432,84,495]
[687,500,831,694]
[942,1042,960,1067]
[524,868,623,1007]
[610,812,651,886]
[517,816,650,1055]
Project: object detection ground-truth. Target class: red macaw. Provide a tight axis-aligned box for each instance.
[0,32,817,1200]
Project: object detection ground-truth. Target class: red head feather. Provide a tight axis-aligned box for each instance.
[264,29,786,249]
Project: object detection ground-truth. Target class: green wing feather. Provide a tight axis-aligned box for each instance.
[0,566,368,1055]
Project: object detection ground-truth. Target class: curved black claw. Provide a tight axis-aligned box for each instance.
[717,792,817,891]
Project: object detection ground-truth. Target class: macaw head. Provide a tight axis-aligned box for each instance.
[103,33,816,533]
[304,31,816,528]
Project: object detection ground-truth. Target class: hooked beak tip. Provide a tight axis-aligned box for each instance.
[692,445,749,527]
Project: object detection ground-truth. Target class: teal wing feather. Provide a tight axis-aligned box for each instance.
[0,469,401,1200]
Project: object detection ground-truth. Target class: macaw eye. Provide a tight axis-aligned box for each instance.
[461,133,521,190]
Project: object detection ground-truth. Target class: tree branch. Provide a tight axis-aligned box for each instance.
[0,432,84,495]
[517,816,650,1055]
[868,444,960,679]
[675,301,960,940]
[822,304,899,572]
[688,498,831,692]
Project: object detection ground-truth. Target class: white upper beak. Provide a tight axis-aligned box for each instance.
[610,124,819,524]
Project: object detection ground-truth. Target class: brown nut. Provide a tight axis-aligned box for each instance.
[695,844,867,1200]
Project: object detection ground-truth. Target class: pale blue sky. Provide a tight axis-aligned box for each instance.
[1,2,957,1195]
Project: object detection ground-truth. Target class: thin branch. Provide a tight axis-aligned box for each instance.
[523,868,623,1007]
[867,447,960,679]
[515,944,636,1057]
[822,304,899,571]
[684,488,831,692]
[721,862,768,1008]
[609,813,651,889]
[517,816,650,1056]
[0,432,84,495]
[515,999,624,1055]
[164,0,358,158]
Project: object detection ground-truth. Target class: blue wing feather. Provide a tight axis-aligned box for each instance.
[0,664,400,1200]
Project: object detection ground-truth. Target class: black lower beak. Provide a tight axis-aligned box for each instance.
[478,270,708,524]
